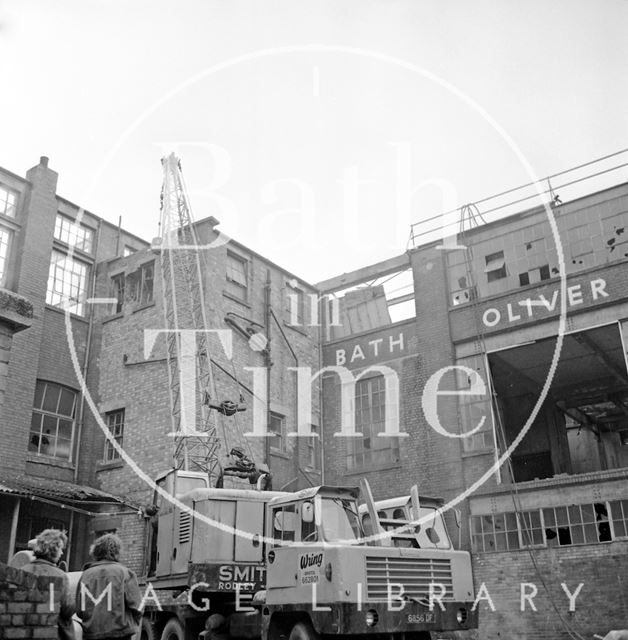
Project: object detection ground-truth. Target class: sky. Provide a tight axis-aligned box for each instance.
[1,0,627,284]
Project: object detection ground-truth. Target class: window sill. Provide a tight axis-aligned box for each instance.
[96,460,125,471]
[343,460,400,476]
[222,291,251,308]
[26,453,75,470]
[131,301,156,314]
[270,449,290,459]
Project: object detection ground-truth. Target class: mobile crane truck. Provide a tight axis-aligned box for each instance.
[139,469,477,640]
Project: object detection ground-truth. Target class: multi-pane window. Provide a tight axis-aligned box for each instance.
[29,381,77,461]
[0,227,11,285]
[111,273,125,313]
[471,501,620,553]
[455,356,495,452]
[286,282,305,326]
[46,250,89,316]
[225,252,248,301]
[104,409,124,462]
[346,375,399,470]
[54,215,94,253]
[0,185,17,218]
[270,412,286,453]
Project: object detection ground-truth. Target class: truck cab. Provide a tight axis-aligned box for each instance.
[262,485,477,640]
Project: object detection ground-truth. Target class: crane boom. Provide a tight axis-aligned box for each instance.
[155,153,222,484]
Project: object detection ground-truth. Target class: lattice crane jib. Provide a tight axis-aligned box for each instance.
[156,153,222,484]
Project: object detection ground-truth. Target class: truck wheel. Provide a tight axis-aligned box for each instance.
[138,618,157,640]
[161,618,185,640]
[288,621,319,640]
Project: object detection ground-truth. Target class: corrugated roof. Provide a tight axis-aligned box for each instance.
[0,475,129,505]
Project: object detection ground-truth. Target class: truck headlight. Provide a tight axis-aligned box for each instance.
[456,608,468,625]
[365,610,379,627]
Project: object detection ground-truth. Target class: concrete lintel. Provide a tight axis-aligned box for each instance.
[316,253,410,293]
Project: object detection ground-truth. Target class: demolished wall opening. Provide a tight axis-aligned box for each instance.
[487,322,628,483]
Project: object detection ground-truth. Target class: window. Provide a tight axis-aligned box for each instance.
[272,504,296,544]
[270,412,287,453]
[456,356,494,452]
[484,251,507,282]
[306,424,321,470]
[46,250,89,316]
[225,252,248,301]
[346,375,399,470]
[519,264,551,287]
[111,273,125,313]
[286,281,305,326]
[103,409,124,462]
[29,381,77,460]
[139,262,154,304]
[123,245,136,257]
[471,501,616,553]
[0,185,17,218]
[0,227,11,285]
[54,214,94,253]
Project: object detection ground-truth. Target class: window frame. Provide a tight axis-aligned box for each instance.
[269,411,287,453]
[225,251,249,302]
[46,249,90,316]
[0,184,18,219]
[54,214,95,255]
[285,281,305,326]
[138,261,154,306]
[0,225,12,286]
[29,381,78,461]
[111,273,125,314]
[103,409,125,462]
[484,250,507,283]
[346,374,399,470]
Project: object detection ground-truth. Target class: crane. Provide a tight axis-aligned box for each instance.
[154,153,261,488]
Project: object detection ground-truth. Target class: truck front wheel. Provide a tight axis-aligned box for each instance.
[161,618,185,640]
[138,617,157,640]
[288,621,319,640]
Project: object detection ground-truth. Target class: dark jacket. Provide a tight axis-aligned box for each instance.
[22,558,76,640]
[76,560,142,640]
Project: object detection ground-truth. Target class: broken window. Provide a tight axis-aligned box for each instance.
[485,250,507,282]
[29,381,77,461]
[46,249,89,316]
[139,262,154,305]
[111,273,125,313]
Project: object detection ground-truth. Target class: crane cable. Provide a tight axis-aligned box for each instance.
[458,214,588,640]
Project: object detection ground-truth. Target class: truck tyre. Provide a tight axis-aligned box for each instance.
[138,618,157,640]
[288,621,319,640]
[161,618,185,640]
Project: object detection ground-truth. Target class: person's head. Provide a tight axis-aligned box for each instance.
[33,529,67,564]
[90,533,122,562]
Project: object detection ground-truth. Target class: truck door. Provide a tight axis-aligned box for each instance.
[266,503,298,589]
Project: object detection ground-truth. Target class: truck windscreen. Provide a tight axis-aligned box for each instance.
[320,498,364,543]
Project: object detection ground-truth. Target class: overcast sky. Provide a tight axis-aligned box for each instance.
[1,0,627,283]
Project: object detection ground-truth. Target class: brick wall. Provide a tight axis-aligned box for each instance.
[472,541,628,640]
[0,563,62,639]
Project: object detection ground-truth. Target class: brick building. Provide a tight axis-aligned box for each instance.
[319,182,628,639]
[0,157,321,574]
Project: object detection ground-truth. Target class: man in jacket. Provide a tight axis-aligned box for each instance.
[76,534,142,640]
[22,529,76,640]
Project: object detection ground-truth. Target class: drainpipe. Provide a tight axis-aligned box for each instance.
[264,270,272,468]
[74,219,101,483]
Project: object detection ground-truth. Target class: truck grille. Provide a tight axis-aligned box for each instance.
[365,556,454,601]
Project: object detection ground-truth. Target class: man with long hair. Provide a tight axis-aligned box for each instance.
[22,529,76,640]
[75,534,142,640]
